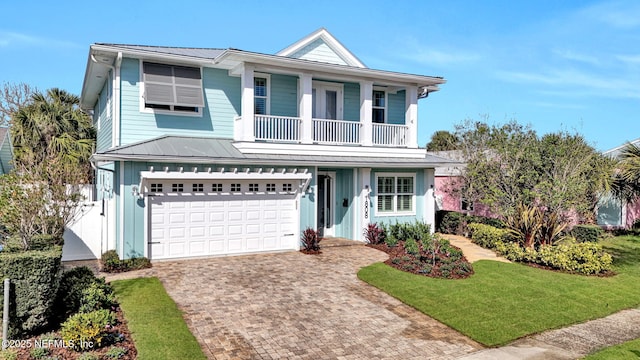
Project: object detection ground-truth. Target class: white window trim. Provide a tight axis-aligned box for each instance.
[254,73,271,115]
[374,172,416,216]
[138,61,204,117]
[372,88,387,124]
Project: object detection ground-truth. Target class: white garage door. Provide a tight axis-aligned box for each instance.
[148,180,298,260]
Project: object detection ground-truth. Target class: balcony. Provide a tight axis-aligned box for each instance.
[250,115,408,147]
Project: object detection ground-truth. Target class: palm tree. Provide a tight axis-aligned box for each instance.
[10,88,96,182]
[612,142,640,203]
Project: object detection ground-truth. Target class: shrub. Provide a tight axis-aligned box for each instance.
[61,309,117,351]
[104,346,128,359]
[404,238,419,255]
[100,250,152,273]
[384,234,398,247]
[28,234,60,251]
[438,211,464,234]
[0,350,17,360]
[468,223,511,249]
[29,347,49,359]
[363,223,386,244]
[571,224,604,243]
[101,250,122,272]
[79,279,116,313]
[127,257,151,270]
[495,241,612,274]
[77,353,100,360]
[54,266,100,323]
[470,215,506,229]
[633,219,640,230]
[0,247,62,337]
[300,228,321,252]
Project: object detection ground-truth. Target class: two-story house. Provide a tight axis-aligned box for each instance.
[81,28,456,260]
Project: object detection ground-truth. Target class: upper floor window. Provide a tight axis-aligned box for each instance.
[372,90,386,123]
[254,76,268,115]
[142,62,204,114]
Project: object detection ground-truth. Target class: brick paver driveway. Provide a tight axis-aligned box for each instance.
[152,245,483,359]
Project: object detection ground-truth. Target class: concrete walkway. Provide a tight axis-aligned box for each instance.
[438,233,510,263]
[460,308,640,359]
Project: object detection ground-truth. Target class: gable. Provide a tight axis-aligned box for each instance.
[288,38,349,66]
[277,28,366,68]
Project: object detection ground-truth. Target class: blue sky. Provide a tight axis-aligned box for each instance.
[1,0,638,151]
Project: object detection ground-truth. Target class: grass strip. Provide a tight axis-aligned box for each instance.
[111,277,206,360]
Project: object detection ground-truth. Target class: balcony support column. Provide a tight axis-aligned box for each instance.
[240,64,255,142]
[360,81,373,146]
[299,73,313,144]
[405,86,418,148]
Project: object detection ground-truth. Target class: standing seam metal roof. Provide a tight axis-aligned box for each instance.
[93,136,460,167]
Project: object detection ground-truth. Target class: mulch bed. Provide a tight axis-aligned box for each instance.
[14,307,137,360]
[367,242,474,279]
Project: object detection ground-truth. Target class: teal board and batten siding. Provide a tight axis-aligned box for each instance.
[270,74,298,117]
[343,82,360,121]
[387,90,406,125]
[118,58,240,146]
[299,168,317,234]
[369,169,427,225]
[96,73,113,151]
[288,38,349,66]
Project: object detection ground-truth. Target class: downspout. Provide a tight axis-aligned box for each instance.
[114,52,122,147]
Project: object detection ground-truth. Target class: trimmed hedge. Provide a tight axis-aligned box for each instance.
[54,266,101,324]
[494,241,612,275]
[571,224,604,243]
[0,247,62,337]
[468,223,511,249]
[437,211,505,235]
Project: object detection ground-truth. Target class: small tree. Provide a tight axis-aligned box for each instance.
[0,88,93,250]
[426,130,460,151]
[0,81,35,126]
[0,159,85,250]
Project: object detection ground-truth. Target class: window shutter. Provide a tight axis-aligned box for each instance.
[143,62,204,108]
[174,66,204,107]
[143,63,175,105]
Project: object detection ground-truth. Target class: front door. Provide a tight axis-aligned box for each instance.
[317,173,335,237]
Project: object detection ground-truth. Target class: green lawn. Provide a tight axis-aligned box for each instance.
[583,338,640,359]
[358,235,640,347]
[111,277,207,360]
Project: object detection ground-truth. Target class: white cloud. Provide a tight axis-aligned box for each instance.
[0,31,78,48]
[616,54,640,65]
[579,0,640,29]
[553,49,600,66]
[411,48,481,66]
[497,68,640,99]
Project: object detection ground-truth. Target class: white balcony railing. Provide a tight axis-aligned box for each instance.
[372,123,408,147]
[312,118,361,145]
[254,115,301,142]
[250,115,409,147]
